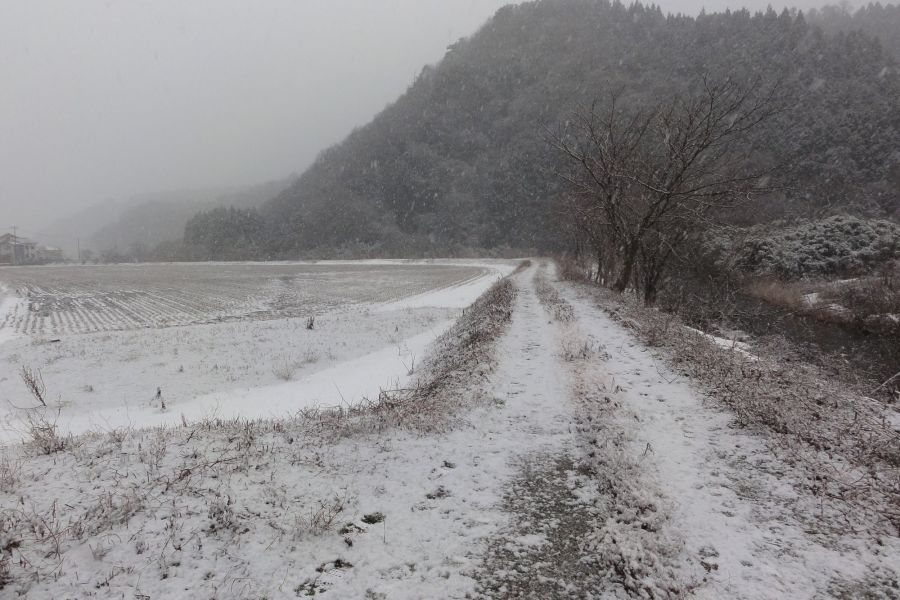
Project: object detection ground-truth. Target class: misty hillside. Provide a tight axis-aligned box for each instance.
[88,178,296,261]
[807,2,900,60]
[184,0,900,259]
[38,200,132,258]
[40,177,295,260]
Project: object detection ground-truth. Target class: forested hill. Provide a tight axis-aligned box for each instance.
[185,0,900,259]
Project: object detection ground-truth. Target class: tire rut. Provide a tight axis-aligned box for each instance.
[472,453,605,599]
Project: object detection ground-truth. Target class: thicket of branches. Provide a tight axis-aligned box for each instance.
[551,78,782,304]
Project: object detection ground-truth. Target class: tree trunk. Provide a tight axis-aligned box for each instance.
[643,276,659,305]
[613,241,639,292]
[594,245,604,283]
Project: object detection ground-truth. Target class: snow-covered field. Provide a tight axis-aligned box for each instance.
[0,261,499,336]
[0,260,514,442]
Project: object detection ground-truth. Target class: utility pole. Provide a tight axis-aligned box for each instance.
[76,238,81,264]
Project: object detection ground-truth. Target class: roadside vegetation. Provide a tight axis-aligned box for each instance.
[560,266,900,535]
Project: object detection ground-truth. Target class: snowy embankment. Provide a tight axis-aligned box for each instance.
[12,323,454,440]
[0,260,514,444]
[0,263,523,599]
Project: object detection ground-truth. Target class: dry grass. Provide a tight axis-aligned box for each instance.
[23,409,69,456]
[512,259,533,274]
[318,274,519,435]
[560,338,604,362]
[745,278,813,310]
[0,453,20,491]
[553,254,594,283]
[745,277,857,327]
[839,263,900,332]
[744,265,900,336]
[534,269,576,322]
[293,495,347,538]
[271,350,320,380]
[19,366,47,407]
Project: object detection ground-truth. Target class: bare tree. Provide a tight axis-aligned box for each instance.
[550,77,783,303]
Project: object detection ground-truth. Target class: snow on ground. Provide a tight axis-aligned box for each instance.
[0,307,456,442]
[803,291,821,307]
[2,318,455,442]
[0,261,498,336]
[0,260,514,444]
[0,285,24,345]
[684,325,758,359]
[377,268,511,311]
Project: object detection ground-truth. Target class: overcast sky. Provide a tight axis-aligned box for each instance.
[2,0,839,236]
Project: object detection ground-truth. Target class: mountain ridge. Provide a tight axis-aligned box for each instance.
[183,1,900,259]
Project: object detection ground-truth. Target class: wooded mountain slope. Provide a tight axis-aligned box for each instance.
[187,0,900,258]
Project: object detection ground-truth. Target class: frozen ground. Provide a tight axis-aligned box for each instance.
[0,260,514,443]
[1,261,897,599]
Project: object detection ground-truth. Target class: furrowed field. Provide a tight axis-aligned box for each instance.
[0,261,486,336]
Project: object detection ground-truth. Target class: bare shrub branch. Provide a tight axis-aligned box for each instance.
[20,366,47,408]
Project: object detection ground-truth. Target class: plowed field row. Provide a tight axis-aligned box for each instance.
[0,262,484,336]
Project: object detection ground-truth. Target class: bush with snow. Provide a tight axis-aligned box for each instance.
[730,216,900,279]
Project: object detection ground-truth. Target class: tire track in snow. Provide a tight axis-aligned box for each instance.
[472,265,617,598]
